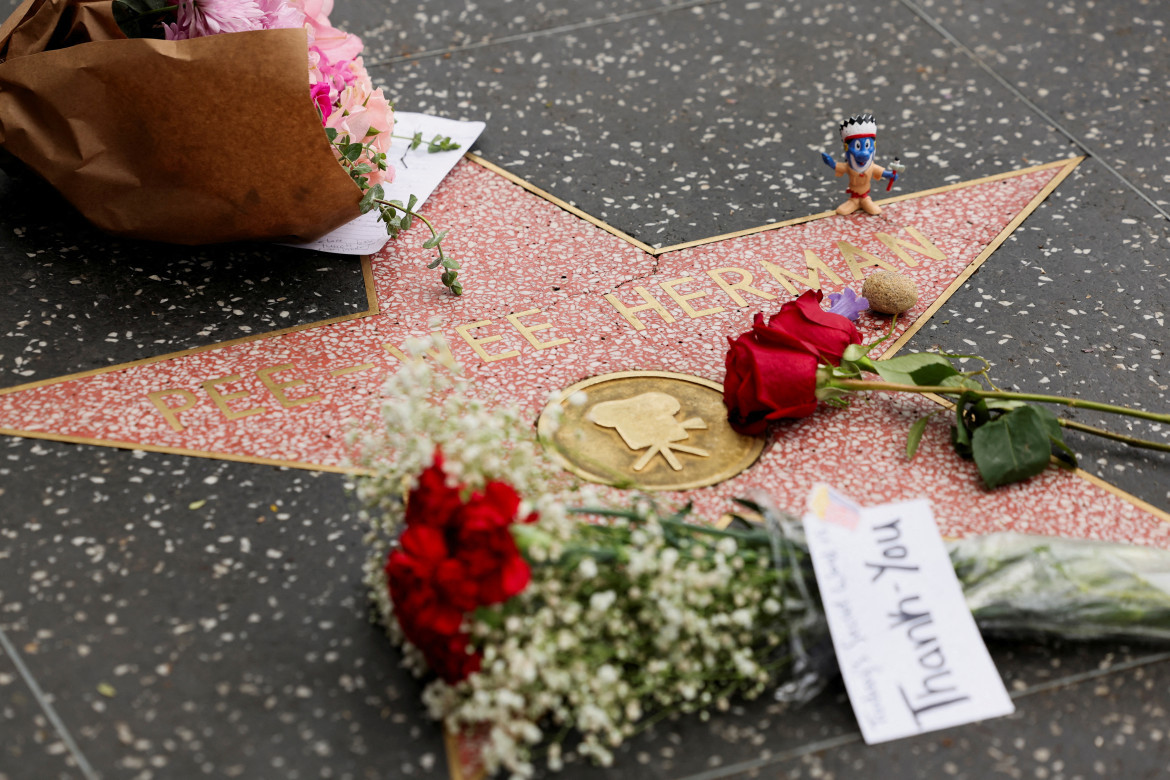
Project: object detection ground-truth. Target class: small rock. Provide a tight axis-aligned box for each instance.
[862,271,918,314]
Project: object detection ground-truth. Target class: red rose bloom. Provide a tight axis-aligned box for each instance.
[723,290,862,434]
[384,452,537,683]
[404,452,465,529]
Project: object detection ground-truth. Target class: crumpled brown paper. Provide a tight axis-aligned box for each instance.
[0,0,362,244]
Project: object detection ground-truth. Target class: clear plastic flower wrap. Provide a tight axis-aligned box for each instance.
[951,532,1170,643]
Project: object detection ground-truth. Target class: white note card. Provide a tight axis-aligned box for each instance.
[802,485,1014,744]
[289,112,486,256]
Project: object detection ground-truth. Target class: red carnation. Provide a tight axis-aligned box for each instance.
[724,290,862,435]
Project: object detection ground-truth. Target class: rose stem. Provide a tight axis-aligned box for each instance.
[1057,419,1170,454]
[831,380,1170,426]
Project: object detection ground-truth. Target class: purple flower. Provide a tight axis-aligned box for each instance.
[164,0,266,39]
[826,288,868,321]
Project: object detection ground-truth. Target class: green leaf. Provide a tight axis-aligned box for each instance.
[427,134,461,152]
[324,127,339,142]
[840,343,879,374]
[971,405,1054,488]
[344,143,364,162]
[358,188,377,214]
[410,131,424,150]
[940,375,983,391]
[841,344,873,363]
[1031,406,1077,468]
[906,415,930,459]
[441,258,461,270]
[909,361,960,386]
[406,194,418,212]
[873,353,958,386]
[422,229,449,249]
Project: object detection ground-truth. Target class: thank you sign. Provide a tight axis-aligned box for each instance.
[803,485,1014,743]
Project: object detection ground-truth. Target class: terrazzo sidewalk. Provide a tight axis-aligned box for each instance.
[2,0,1169,778]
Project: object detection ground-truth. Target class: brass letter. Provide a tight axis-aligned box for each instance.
[760,250,843,295]
[706,267,777,306]
[147,388,198,432]
[604,287,675,331]
[659,276,725,319]
[202,375,266,421]
[256,364,322,408]
[838,241,897,280]
[455,319,521,363]
[505,308,571,350]
[875,227,945,268]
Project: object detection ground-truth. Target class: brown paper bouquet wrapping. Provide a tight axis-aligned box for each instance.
[0,0,363,244]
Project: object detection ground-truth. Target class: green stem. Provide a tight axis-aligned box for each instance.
[831,380,1170,426]
[375,199,442,253]
[373,199,460,295]
[1058,418,1170,454]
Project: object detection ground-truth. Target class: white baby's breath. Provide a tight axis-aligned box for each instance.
[357,358,810,777]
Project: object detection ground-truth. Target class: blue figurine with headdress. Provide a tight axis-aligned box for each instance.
[821,114,903,216]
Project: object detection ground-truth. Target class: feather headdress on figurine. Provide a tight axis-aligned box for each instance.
[840,114,877,142]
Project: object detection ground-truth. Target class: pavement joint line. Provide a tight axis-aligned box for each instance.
[1005,650,1170,700]
[672,652,1170,780]
[366,0,725,67]
[0,625,101,780]
[676,732,863,780]
[897,0,1170,223]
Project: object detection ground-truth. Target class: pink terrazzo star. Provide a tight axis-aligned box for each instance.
[2,155,1166,547]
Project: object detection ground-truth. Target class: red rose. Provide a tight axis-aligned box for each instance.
[423,632,482,684]
[404,452,465,529]
[383,451,538,683]
[723,290,861,435]
[455,480,522,532]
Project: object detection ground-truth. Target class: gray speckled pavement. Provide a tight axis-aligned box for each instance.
[2,1,1170,779]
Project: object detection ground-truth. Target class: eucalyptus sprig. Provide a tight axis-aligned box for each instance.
[327,129,463,295]
[393,131,462,153]
[817,332,1170,488]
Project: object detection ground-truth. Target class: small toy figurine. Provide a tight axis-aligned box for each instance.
[821,113,900,216]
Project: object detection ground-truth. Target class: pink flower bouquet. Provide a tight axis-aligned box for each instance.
[0,0,395,245]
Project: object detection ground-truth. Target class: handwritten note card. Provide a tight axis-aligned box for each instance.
[803,485,1014,744]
